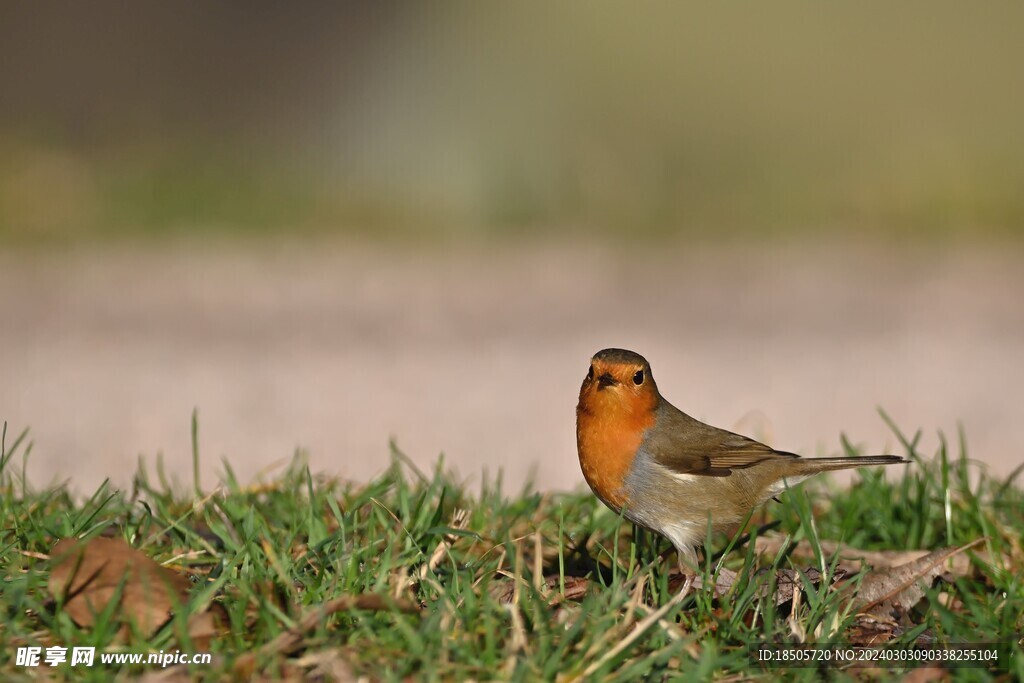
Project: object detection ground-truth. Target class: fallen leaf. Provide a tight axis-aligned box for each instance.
[49,537,192,638]
[294,648,359,682]
[666,568,739,597]
[846,614,901,646]
[186,602,230,650]
[768,567,848,606]
[755,534,977,575]
[557,576,591,602]
[489,574,591,606]
[852,540,984,618]
[666,566,846,604]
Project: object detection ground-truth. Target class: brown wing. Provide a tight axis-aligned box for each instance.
[644,401,800,477]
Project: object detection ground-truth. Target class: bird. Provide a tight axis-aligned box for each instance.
[576,348,906,573]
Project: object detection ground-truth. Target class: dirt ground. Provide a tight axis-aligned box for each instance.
[3,239,1022,496]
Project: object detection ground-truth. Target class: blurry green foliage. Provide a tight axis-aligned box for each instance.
[2,3,1023,243]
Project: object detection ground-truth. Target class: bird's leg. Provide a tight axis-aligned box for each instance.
[677,571,695,599]
[672,545,701,592]
[675,544,736,596]
[676,545,700,577]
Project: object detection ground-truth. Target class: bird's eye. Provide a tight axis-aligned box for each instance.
[633,369,644,385]
[587,366,594,380]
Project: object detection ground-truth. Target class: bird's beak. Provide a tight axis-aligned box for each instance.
[597,373,618,389]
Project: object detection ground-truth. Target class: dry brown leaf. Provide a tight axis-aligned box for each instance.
[696,567,739,597]
[49,537,192,638]
[851,540,984,618]
[767,567,848,606]
[846,614,903,646]
[186,602,230,650]
[755,534,977,576]
[294,648,359,682]
[546,576,590,605]
[666,565,840,603]
[490,574,591,606]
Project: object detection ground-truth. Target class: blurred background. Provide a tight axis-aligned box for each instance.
[2,2,1022,493]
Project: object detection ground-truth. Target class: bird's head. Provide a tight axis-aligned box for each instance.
[577,348,659,418]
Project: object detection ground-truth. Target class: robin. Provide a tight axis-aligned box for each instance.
[576,348,906,572]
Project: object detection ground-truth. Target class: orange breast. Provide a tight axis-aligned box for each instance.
[576,392,656,511]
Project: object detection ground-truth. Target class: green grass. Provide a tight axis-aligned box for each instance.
[1,419,1021,681]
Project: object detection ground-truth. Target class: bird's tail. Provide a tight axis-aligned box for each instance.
[783,454,908,476]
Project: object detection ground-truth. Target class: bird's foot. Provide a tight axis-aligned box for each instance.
[669,566,738,597]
